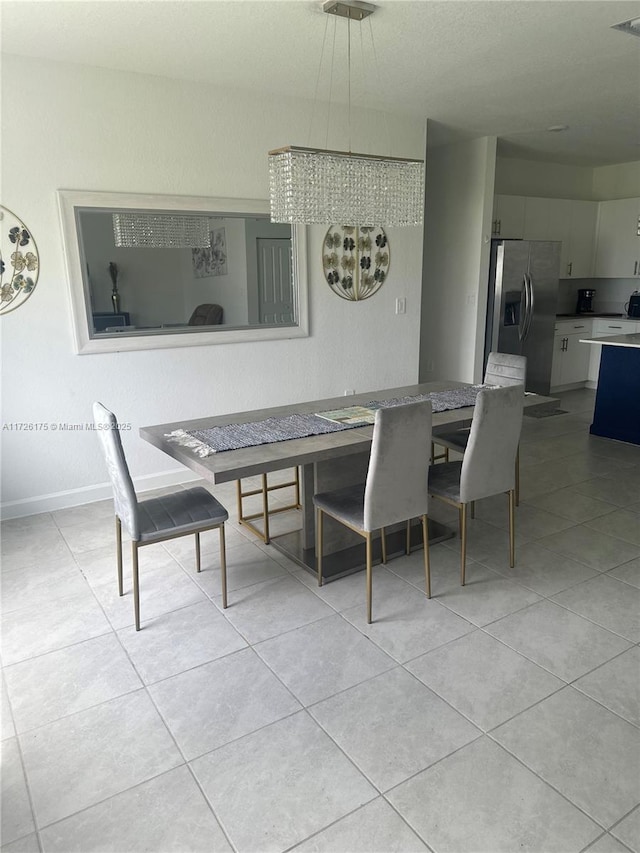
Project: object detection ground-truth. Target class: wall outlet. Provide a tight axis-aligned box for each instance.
[344,389,355,396]
[395,297,406,314]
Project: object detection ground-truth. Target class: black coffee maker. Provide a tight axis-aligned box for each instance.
[576,288,596,314]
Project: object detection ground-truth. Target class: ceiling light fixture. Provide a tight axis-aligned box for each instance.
[546,125,569,133]
[268,0,424,227]
[611,17,640,37]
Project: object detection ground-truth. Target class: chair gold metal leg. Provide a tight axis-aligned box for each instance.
[195,531,201,572]
[115,516,123,597]
[406,519,411,555]
[515,446,520,507]
[366,532,373,624]
[294,466,301,509]
[132,541,140,631]
[460,503,467,586]
[236,480,243,523]
[470,501,475,519]
[261,472,270,544]
[316,508,324,587]
[219,524,228,608]
[381,527,387,564]
[508,489,515,568]
[422,515,431,599]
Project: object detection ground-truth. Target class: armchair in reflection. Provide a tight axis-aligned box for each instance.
[188,304,224,326]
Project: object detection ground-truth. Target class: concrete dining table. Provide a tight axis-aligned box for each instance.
[140,380,556,581]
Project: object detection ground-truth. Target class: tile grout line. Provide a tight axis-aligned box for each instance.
[484,727,628,837]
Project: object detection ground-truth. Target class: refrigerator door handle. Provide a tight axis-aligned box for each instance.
[523,273,535,341]
[518,274,528,342]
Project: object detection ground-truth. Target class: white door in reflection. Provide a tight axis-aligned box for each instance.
[257,238,294,323]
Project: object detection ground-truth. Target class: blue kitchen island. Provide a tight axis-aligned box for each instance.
[580,332,640,446]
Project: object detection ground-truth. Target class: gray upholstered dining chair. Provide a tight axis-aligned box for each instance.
[432,352,527,504]
[429,384,524,586]
[313,401,432,624]
[93,402,229,631]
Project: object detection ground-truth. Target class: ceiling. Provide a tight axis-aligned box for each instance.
[2,0,639,166]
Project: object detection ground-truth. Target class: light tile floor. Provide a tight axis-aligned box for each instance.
[1,389,639,853]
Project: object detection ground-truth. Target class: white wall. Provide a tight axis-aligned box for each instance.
[496,156,640,201]
[592,161,640,200]
[495,157,594,200]
[420,131,497,384]
[0,55,425,515]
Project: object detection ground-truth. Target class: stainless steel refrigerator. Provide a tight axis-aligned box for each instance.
[484,240,561,395]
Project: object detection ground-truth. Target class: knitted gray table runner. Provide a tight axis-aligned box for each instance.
[166,385,486,457]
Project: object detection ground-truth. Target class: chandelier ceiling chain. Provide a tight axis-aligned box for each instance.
[268,0,424,228]
[347,14,351,154]
[366,13,392,160]
[307,12,330,148]
[326,16,337,150]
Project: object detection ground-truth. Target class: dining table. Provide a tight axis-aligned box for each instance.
[140,380,556,581]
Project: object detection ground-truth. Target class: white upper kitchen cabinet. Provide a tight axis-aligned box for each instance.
[492,195,526,238]
[523,197,572,241]
[564,200,599,279]
[594,197,640,278]
[520,198,597,279]
[522,197,572,275]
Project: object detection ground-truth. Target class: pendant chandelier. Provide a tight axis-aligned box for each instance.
[112,213,211,248]
[268,0,424,227]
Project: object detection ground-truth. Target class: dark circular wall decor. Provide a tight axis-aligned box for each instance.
[322,225,390,301]
[0,205,40,315]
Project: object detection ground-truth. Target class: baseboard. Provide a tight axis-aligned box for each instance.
[550,381,591,394]
[0,468,201,520]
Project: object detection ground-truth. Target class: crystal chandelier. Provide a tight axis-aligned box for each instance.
[112,213,211,248]
[268,1,424,227]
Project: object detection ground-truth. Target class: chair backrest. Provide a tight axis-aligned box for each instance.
[364,401,432,531]
[93,402,140,539]
[460,385,524,503]
[484,352,527,387]
[188,304,223,326]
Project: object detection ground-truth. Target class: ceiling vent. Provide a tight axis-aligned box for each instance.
[611,17,640,37]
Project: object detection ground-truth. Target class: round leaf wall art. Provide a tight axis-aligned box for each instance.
[323,225,389,301]
[0,205,40,315]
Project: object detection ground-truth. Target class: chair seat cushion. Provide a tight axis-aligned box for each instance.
[138,487,228,543]
[314,483,366,531]
[428,461,463,503]
[432,427,470,453]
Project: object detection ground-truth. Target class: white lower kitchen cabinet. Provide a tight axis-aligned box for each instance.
[551,320,593,391]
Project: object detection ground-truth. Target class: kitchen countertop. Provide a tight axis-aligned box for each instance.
[579,333,640,349]
[556,313,629,319]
